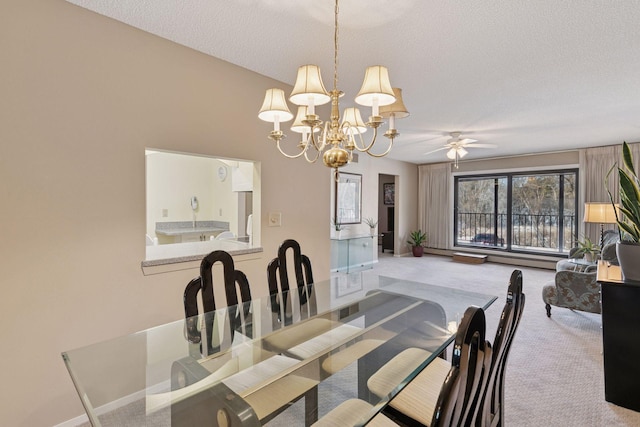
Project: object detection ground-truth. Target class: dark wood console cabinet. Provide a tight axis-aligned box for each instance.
[597,261,640,412]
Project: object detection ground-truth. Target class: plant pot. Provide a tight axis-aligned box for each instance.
[369,228,376,237]
[584,252,595,263]
[412,246,424,257]
[616,242,640,282]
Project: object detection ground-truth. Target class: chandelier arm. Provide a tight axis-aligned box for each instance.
[351,126,380,153]
[365,137,395,158]
[308,122,328,152]
[275,139,314,160]
[304,143,321,163]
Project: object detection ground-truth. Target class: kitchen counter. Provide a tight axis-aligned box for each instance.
[143,239,262,267]
[154,220,229,236]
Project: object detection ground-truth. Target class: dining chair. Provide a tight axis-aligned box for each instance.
[177,250,320,425]
[313,306,491,427]
[182,250,252,355]
[267,239,316,324]
[475,269,525,427]
[367,270,525,426]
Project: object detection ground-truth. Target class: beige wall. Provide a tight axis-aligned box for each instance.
[0,1,419,425]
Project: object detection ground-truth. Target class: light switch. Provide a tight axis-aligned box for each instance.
[162,209,168,217]
[269,212,282,227]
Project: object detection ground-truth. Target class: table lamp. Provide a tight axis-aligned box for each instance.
[583,202,618,247]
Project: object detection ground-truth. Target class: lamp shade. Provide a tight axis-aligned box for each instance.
[289,65,331,106]
[446,148,457,160]
[379,88,410,119]
[584,202,618,224]
[258,88,293,122]
[341,107,367,134]
[457,147,469,158]
[290,106,319,134]
[355,65,396,107]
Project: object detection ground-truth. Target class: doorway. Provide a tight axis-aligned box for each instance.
[378,174,396,255]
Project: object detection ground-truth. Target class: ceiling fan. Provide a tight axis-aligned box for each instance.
[424,132,497,168]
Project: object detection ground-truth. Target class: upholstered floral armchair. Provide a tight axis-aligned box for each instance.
[542,270,600,317]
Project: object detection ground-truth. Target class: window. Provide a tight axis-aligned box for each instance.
[144,149,261,265]
[454,169,577,255]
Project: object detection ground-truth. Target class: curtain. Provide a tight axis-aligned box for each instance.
[418,163,451,249]
[580,142,640,242]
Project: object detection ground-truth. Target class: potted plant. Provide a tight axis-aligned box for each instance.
[606,141,640,281]
[407,230,427,257]
[364,217,378,237]
[574,235,600,263]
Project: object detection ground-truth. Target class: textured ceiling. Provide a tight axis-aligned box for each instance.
[67,0,640,165]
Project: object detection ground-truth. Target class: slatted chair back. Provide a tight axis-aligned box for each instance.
[267,239,315,325]
[182,250,252,355]
[475,269,525,427]
[431,306,492,427]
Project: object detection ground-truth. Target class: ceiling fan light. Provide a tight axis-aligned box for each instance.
[355,66,396,107]
[458,147,469,158]
[446,148,457,159]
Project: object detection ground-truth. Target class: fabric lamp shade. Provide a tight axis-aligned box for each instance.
[379,88,410,119]
[341,107,367,134]
[584,203,618,224]
[290,106,319,133]
[258,88,294,122]
[289,65,331,106]
[355,66,396,107]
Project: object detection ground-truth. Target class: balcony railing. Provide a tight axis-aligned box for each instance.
[456,212,576,252]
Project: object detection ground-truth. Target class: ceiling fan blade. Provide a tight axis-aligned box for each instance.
[458,138,478,144]
[423,146,449,156]
[465,143,498,148]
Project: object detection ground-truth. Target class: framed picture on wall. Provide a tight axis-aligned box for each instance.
[335,172,362,224]
[383,183,395,205]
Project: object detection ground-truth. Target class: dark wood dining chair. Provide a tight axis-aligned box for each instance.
[182,250,252,355]
[475,269,526,427]
[314,306,492,427]
[267,239,316,324]
[368,270,525,427]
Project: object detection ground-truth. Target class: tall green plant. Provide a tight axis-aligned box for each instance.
[606,141,640,243]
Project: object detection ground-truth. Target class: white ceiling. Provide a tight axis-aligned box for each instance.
[67,0,640,165]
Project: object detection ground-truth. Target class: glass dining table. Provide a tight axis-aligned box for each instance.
[62,274,497,426]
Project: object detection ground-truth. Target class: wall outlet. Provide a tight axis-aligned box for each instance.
[268,212,282,227]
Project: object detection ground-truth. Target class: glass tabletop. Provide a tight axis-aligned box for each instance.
[62,274,497,426]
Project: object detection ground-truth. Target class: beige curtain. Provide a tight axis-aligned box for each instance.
[418,163,451,249]
[580,142,640,242]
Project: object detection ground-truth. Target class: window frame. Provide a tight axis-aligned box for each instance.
[453,168,579,257]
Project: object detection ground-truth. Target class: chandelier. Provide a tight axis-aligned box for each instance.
[258,0,409,177]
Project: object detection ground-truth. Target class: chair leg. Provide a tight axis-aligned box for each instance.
[305,385,318,427]
[545,303,551,317]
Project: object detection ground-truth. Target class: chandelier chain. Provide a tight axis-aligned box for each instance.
[333,0,339,92]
